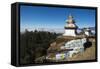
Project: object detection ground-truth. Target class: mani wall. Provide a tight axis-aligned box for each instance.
[56,38,87,60]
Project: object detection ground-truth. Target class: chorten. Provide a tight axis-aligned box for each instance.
[63,14,78,36]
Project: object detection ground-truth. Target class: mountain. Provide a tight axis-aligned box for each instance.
[89,27,95,30]
[21,27,95,34]
[21,28,64,34]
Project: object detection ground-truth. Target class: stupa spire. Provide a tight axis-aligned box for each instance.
[68,14,73,19]
[66,14,75,24]
[65,14,77,29]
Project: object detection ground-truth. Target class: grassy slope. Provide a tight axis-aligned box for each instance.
[68,41,95,61]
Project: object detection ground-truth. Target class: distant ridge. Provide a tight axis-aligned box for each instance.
[20,27,95,34]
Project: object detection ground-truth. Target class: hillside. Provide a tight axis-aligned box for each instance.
[46,36,96,62]
[68,41,95,61]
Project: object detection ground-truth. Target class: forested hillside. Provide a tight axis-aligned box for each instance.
[20,30,58,64]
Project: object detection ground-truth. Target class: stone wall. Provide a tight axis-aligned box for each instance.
[55,38,87,60]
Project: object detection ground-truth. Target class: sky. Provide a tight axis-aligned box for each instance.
[20,5,96,32]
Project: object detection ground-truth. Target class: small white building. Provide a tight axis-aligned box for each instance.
[84,28,92,36]
[63,14,78,36]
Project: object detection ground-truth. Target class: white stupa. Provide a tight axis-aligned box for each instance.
[63,14,78,36]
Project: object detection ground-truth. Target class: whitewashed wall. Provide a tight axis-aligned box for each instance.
[63,29,76,36]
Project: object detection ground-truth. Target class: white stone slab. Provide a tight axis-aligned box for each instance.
[56,53,67,60]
